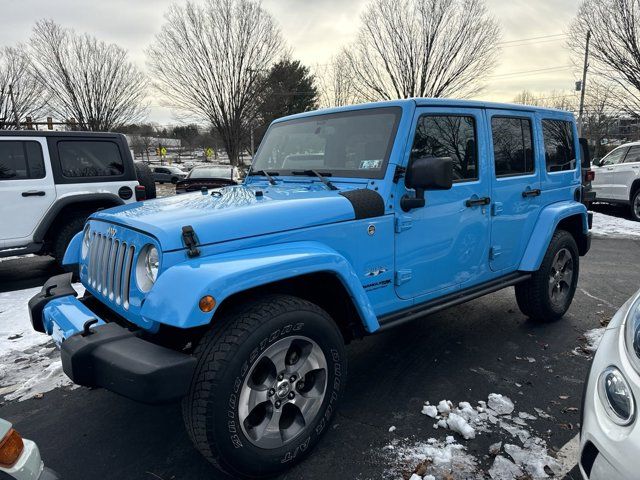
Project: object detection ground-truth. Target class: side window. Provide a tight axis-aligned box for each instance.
[624,146,640,164]
[542,119,576,172]
[411,115,477,181]
[0,141,45,180]
[58,141,124,178]
[601,148,626,166]
[491,117,534,177]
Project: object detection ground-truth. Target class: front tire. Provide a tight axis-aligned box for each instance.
[515,229,579,322]
[183,295,346,478]
[631,189,640,222]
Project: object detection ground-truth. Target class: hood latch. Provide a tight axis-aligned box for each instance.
[182,225,201,258]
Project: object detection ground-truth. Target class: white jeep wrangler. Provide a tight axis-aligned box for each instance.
[0,131,155,264]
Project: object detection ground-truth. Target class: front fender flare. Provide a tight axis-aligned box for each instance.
[140,241,380,332]
[519,201,588,272]
[62,231,83,266]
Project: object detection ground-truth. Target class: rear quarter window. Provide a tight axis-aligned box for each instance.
[58,141,124,178]
[542,119,576,172]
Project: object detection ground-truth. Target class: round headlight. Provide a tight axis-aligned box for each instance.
[136,245,160,292]
[598,366,635,425]
[81,226,91,259]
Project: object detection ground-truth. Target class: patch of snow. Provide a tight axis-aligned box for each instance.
[573,327,606,356]
[436,399,452,414]
[518,412,537,420]
[504,440,560,478]
[534,407,553,420]
[421,404,438,418]
[446,412,476,439]
[591,211,640,238]
[389,425,396,432]
[488,393,515,415]
[0,284,84,402]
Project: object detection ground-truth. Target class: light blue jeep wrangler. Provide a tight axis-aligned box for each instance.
[29,99,592,477]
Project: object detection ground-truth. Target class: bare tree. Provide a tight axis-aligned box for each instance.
[29,20,148,131]
[318,53,361,108]
[0,45,47,129]
[342,0,500,102]
[512,90,577,111]
[569,0,640,117]
[147,0,284,167]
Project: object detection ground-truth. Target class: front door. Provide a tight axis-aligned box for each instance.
[0,138,56,246]
[487,110,541,272]
[614,144,640,200]
[595,146,627,199]
[394,107,491,300]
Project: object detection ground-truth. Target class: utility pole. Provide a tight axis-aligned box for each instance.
[8,84,20,129]
[577,30,591,137]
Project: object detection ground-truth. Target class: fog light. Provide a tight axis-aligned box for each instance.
[0,429,24,468]
[599,366,635,425]
[199,295,216,313]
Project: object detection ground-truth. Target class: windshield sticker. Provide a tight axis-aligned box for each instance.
[359,159,382,170]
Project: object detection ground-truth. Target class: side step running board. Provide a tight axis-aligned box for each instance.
[377,272,531,332]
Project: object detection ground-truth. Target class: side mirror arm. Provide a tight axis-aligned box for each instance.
[400,188,425,212]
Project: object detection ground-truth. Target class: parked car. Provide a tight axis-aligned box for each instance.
[579,288,640,479]
[30,99,592,478]
[591,142,640,221]
[152,166,187,184]
[0,131,155,266]
[0,418,58,480]
[175,165,239,194]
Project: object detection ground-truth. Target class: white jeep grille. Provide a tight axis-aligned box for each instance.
[87,232,136,309]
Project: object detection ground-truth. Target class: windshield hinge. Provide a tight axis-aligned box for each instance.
[393,166,406,183]
[181,225,201,258]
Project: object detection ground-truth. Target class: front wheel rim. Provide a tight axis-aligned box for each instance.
[633,193,640,219]
[548,247,574,307]
[238,335,328,449]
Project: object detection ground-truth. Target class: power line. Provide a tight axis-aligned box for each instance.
[498,33,567,45]
[487,65,573,79]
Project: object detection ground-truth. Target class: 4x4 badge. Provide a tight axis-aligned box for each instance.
[107,227,117,237]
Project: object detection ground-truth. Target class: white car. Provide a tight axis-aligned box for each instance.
[591,142,640,221]
[580,288,640,479]
[0,418,58,480]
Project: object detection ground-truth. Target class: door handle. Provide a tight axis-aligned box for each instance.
[522,189,541,198]
[465,196,491,207]
[22,190,46,197]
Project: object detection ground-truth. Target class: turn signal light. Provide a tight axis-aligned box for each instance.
[0,429,24,468]
[585,170,595,182]
[199,295,216,313]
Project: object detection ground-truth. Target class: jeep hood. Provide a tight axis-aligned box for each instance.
[92,184,370,251]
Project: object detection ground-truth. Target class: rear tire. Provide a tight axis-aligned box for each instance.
[183,295,346,479]
[631,189,640,222]
[52,214,87,276]
[515,229,579,322]
[133,162,156,199]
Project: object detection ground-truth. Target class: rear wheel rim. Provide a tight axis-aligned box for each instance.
[633,192,640,219]
[238,335,328,449]
[548,247,574,307]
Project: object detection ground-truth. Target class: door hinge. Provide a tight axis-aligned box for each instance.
[395,269,412,286]
[395,215,413,233]
[489,246,502,260]
[393,165,406,183]
[491,202,503,216]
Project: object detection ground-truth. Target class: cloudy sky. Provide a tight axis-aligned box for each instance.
[0,0,582,124]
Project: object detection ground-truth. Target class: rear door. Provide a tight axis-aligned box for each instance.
[394,107,491,300]
[615,145,640,200]
[487,110,541,272]
[0,138,56,245]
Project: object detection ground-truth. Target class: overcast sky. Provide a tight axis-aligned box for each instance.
[0,0,582,124]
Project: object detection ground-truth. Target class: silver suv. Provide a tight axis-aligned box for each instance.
[592,142,640,221]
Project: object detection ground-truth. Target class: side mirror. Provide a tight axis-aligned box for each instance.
[401,156,453,211]
[579,138,591,168]
[592,158,601,167]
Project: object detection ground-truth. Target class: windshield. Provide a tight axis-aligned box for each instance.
[251,107,401,179]
[188,167,232,179]
[168,166,185,174]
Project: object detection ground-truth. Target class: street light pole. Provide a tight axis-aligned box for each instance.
[578,30,591,137]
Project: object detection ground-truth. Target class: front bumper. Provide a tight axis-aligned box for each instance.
[580,302,640,479]
[29,274,197,404]
[0,438,59,480]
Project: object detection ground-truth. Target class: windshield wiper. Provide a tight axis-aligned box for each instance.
[291,169,338,190]
[247,169,279,185]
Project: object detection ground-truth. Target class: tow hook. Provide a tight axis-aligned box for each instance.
[82,318,100,337]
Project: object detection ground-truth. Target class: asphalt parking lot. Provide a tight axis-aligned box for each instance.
[1,232,639,479]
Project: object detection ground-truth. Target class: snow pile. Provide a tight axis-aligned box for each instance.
[384,393,561,479]
[573,327,606,356]
[591,211,640,238]
[0,285,83,402]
